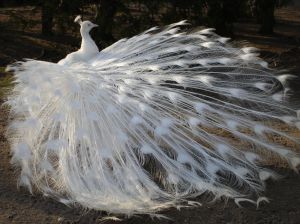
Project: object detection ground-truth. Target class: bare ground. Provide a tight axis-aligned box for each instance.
[0,5,300,224]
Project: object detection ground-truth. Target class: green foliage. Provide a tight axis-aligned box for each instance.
[0,68,14,99]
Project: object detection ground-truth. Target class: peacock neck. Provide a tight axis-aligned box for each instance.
[80,29,99,55]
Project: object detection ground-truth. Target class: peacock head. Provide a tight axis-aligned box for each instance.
[74,15,98,33]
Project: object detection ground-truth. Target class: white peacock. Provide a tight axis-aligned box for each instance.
[5,15,300,216]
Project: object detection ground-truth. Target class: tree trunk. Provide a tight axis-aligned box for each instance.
[94,0,118,46]
[207,0,237,36]
[41,1,56,36]
[258,0,276,34]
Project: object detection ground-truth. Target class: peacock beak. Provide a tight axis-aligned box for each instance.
[92,24,99,28]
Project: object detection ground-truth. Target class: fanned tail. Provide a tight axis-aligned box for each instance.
[5,21,300,215]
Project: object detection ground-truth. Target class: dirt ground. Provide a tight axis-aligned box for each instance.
[1,5,300,224]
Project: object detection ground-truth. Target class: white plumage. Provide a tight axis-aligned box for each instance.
[5,18,300,216]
